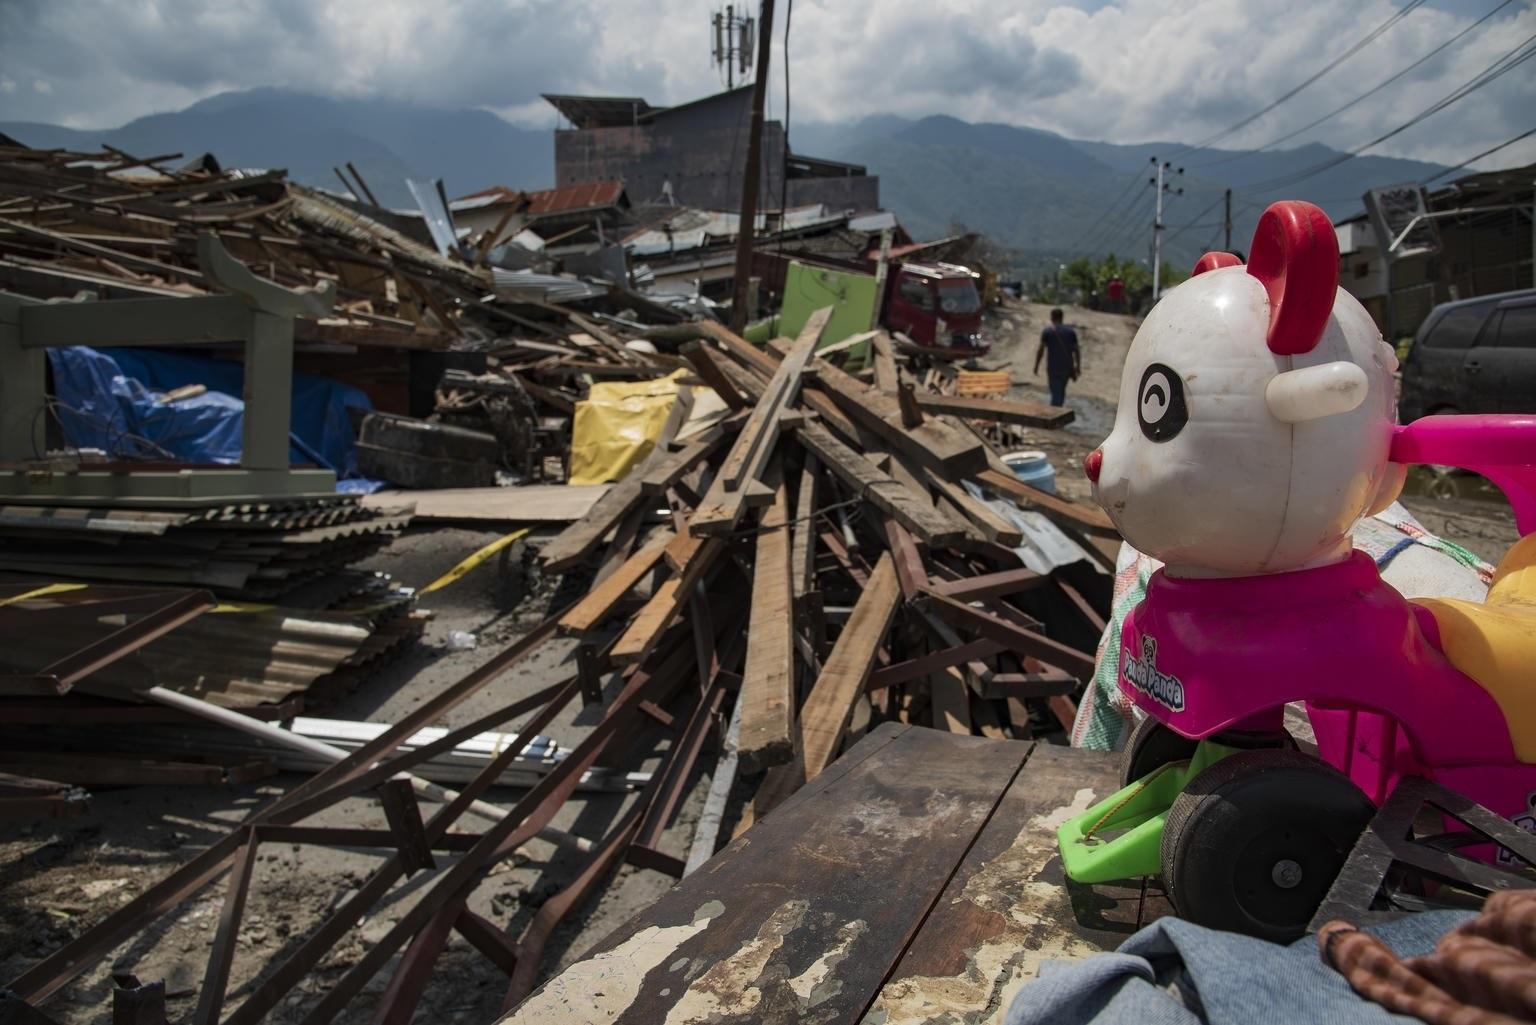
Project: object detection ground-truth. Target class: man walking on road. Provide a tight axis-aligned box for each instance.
[1034,308,1080,407]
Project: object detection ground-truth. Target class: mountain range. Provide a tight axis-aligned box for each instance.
[2,88,1450,273]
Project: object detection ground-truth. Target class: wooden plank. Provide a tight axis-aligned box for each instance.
[700,319,862,441]
[558,528,675,635]
[362,485,608,523]
[790,455,819,602]
[922,591,1097,681]
[867,744,1170,1025]
[926,472,1024,546]
[973,468,1118,537]
[930,567,1049,602]
[689,310,832,537]
[679,341,749,410]
[541,479,651,572]
[610,539,725,665]
[739,463,796,773]
[792,422,969,546]
[504,724,1029,1025]
[883,518,929,601]
[800,553,902,782]
[915,393,1075,429]
[870,330,899,394]
[770,338,988,479]
[638,427,733,496]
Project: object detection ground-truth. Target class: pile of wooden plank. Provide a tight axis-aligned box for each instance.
[541,309,1119,827]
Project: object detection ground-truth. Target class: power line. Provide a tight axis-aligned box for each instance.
[1070,169,1151,257]
[1171,0,1427,159]
[1422,125,1536,183]
[1236,32,1536,193]
[1193,0,1515,168]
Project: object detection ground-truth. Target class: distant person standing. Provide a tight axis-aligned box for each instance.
[1034,308,1080,407]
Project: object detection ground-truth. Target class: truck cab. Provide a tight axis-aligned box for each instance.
[884,262,988,355]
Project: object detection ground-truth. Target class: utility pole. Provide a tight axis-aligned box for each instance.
[1224,188,1233,252]
[729,0,774,333]
[1150,157,1183,302]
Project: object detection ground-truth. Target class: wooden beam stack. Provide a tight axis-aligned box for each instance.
[542,308,1118,831]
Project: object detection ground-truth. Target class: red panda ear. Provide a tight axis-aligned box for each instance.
[1191,252,1242,276]
[1246,201,1339,356]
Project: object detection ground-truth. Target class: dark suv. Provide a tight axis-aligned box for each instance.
[1400,289,1536,421]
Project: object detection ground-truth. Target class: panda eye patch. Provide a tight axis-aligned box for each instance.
[1137,363,1187,442]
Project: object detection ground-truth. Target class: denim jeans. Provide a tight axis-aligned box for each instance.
[1004,911,1472,1025]
[1049,375,1070,407]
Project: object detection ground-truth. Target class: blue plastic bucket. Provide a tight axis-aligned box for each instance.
[1003,450,1056,494]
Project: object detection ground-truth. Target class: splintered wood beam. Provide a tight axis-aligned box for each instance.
[928,567,1048,602]
[800,553,901,782]
[973,468,1118,537]
[792,421,969,546]
[679,341,749,410]
[610,539,725,665]
[870,331,899,394]
[882,518,928,601]
[558,527,676,635]
[690,308,833,537]
[541,474,648,572]
[701,319,861,440]
[790,454,819,602]
[915,393,1075,429]
[769,337,987,479]
[639,426,734,495]
[542,416,720,571]
[921,591,1097,681]
[738,462,795,773]
[865,638,1007,692]
[923,469,1024,547]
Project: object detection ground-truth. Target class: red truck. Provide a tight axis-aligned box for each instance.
[880,262,989,356]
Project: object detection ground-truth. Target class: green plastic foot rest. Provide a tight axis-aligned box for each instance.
[1057,740,1237,884]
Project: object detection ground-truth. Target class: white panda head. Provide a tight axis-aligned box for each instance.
[1084,201,1404,577]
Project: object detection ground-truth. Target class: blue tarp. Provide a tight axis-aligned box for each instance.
[45,346,381,492]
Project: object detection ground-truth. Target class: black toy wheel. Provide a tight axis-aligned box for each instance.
[1120,717,1198,787]
[1160,750,1373,943]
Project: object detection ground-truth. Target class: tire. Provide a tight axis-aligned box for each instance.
[1120,717,1198,787]
[1161,750,1373,943]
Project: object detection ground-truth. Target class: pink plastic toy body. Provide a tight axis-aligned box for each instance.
[1092,200,1536,829]
[1119,549,1532,817]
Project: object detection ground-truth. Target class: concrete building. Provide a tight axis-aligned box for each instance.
[543,87,879,214]
[1335,164,1534,340]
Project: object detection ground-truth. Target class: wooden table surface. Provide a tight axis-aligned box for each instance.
[503,722,1170,1025]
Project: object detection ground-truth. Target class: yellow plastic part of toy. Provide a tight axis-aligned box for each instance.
[568,369,687,486]
[1415,533,1536,762]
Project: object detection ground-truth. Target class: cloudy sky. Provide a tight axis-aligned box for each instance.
[0,0,1532,169]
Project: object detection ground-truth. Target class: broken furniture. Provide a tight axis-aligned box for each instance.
[1,234,337,502]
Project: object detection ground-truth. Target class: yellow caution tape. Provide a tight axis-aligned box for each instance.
[419,528,531,595]
[0,582,89,607]
[210,600,278,614]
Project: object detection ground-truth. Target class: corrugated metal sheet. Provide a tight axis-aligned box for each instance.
[525,181,625,216]
[490,269,606,304]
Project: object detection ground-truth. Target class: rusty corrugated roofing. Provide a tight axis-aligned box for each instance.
[525,181,626,217]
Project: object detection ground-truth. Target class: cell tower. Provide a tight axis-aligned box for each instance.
[711,5,756,89]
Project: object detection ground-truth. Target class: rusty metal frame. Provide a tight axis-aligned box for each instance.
[5,591,751,1025]
[0,586,215,695]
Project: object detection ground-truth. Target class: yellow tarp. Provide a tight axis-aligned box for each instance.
[569,369,688,486]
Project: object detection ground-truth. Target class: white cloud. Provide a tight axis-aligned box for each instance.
[0,0,1531,170]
